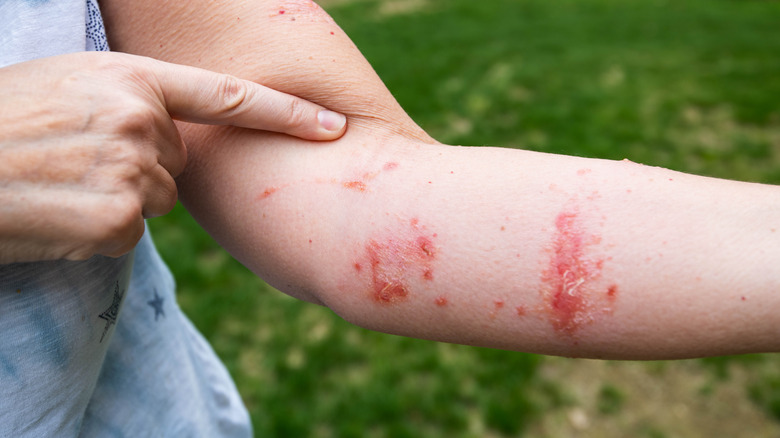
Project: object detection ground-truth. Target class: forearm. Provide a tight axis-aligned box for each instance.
[169,124,780,359]
[102,0,780,359]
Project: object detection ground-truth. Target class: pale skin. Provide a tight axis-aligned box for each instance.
[99,0,780,360]
[0,51,346,262]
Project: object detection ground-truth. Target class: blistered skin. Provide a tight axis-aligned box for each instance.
[542,209,617,335]
[354,219,437,305]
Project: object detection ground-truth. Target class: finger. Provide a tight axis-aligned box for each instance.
[139,163,179,219]
[146,59,347,141]
[147,112,188,178]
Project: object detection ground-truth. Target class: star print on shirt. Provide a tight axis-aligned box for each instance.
[98,281,124,343]
[147,289,165,321]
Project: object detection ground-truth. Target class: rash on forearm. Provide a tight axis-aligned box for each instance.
[541,205,618,335]
[353,217,438,305]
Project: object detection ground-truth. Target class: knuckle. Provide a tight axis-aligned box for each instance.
[93,196,144,248]
[114,98,159,133]
[151,178,179,217]
[101,143,154,184]
[284,98,309,130]
[215,74,248,115]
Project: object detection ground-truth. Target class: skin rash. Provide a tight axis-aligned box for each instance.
[272,0,337,25]
[354,218,438,305]
[541,208,618,335]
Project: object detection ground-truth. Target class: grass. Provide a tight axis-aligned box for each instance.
[148,0,780,436]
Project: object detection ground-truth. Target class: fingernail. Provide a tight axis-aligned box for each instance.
[317,110,347,132]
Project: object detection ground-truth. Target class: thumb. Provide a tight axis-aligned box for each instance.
[146,57,347,140]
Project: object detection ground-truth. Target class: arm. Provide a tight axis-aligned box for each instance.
[101,0,780,359]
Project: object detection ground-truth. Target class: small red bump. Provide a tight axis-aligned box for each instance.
[383,162,399,171]
[279,10,285,14]
[423,269,434,280]
[259,187,279,200]
[417,237,435,257]
[494,298,505,309]
[516,305,526,317]
[354,263,362,272]
[434,296,448,306]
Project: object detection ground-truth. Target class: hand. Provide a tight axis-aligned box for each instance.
[0,51,347,263]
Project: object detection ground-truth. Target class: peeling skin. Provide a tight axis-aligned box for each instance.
[541,208,615,335]
[356,219,438,305]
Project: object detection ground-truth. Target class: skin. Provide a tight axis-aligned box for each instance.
[100,0,780,360]
[0,51,345,262]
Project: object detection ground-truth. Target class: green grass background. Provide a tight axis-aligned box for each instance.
[148,0,780,436]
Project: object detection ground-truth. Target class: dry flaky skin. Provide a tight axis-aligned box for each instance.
[101,0,780,360]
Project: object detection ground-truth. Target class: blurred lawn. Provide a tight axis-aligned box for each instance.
[148,0,780,436]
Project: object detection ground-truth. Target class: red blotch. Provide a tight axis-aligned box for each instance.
[741,296,747,301]
[359,221,438,306]
[279,9,285,14]
[515,305,526,317]
[607,284,618,301]
[542,210,609,335]
[417,236,435,257]
[434,296,448,307]
[343,181,367,192]
[374,281,409,304]
[259,186,279,200]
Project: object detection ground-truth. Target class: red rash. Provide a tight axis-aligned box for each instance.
[542,209,612,335]
[359,219,438,305]
[607,284,618,301]
[258,186,279,200]
[343,181,367,192]
[383,162,399,171]
[273,1,337,24]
